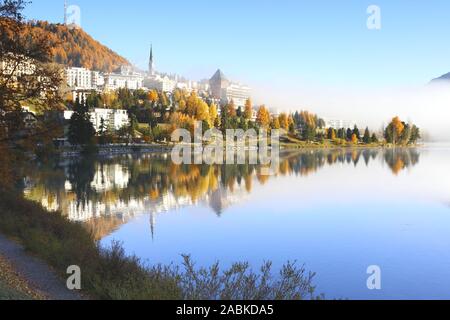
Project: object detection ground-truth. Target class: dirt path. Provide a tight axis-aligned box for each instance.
[0,234,84,300]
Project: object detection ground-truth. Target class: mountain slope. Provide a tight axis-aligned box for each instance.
[29,21,130,72]
[430,72,450,84]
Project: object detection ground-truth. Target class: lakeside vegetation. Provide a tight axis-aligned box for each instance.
[67,88,421,151]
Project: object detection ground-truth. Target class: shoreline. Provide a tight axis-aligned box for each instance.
[55,142,422,159]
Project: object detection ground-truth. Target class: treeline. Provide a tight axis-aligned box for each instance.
[29,21,130,72]
[67,88,421,147]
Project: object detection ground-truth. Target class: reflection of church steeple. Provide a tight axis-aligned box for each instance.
[150,211,156,241]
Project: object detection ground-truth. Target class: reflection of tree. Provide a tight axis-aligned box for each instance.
[67,156,96,206]
[24,148,421,233]
[383,148,420,175]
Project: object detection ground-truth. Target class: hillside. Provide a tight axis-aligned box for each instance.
[29,21,130,72]
[430,72,450,84]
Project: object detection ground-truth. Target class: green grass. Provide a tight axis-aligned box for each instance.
[0,189,320,300]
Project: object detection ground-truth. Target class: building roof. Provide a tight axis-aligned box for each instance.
[210,69,228,82]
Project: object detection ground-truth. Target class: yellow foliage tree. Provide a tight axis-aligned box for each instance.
[209,103,218,126]
[351,133,358,144]
[244,98,253,120]
[148,90,159,104]
[256,105,271,129]
[278,113,289,131]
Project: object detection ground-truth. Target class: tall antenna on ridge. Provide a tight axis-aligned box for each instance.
[64,0,68,25]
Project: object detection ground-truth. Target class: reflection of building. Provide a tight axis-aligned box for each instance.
[209,69,251,108]
[91,164,130,191]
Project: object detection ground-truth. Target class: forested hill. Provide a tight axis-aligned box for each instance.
[29,21,130,72]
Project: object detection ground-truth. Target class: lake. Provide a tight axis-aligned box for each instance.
[23,145,450,299]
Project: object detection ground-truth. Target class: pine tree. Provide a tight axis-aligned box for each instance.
[352,125,361,141]
[68,98,96,146]
[363,127,371,144]
[371,133,378,143]
[346,128,353,141]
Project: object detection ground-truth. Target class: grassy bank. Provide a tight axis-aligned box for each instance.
[0,189,320,300]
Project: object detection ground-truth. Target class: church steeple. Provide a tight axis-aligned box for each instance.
[149,44,155,76]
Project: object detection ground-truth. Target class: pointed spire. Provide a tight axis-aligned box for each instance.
[149,44,155,76]
[150,44,153,62]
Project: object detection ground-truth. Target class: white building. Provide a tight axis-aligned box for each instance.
[104,73,144,91]
[144,75,176,92]
[91,71,105,88]
[221,83,251,108]
[209,69,251,108]
[325,119,357,130]
[64,108,129,132]
[66,67,92,89]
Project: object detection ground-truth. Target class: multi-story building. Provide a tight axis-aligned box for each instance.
[66,67,92,89]
[104,73,144,91]
[209,69,251,108]
[144,75,176,92]
[91,71,105,88]
[325,119,357,130]
[63,108,129,132]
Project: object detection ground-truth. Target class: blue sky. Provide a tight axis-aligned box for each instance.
[25,0,450,87]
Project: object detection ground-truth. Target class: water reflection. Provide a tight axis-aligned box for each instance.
[23,148,420,239]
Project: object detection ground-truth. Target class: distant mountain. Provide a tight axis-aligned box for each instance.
[430,72,450,84]
[29,21,130,73]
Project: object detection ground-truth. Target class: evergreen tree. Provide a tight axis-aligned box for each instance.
[371,133,378,143]
[346,128,353,141]
[363,127,371,144]
[68,98,96,146]
[352,125,361,141]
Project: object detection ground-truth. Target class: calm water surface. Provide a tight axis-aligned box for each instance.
[23,145,450,299]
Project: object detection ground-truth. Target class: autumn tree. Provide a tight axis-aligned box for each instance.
[244,98,253,121]
[148,89,159,106]
[385,116,405,145]
[209,103,219,128]
[226,100,237,118]
[271,115,280,130]
[256,105,270,130]
[278,113,289,131]
[351,133,358,144]
[0,0,64,186]
[327,128,336,140]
